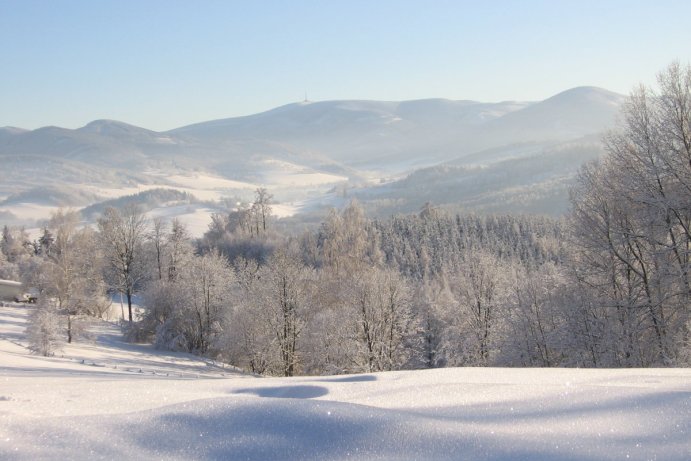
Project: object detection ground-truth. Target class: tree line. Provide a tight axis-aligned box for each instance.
[2,63,689,372]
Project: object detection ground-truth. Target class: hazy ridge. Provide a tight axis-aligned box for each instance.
[0,86,625,229]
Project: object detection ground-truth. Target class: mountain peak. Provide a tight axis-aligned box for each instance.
[544,86,625,105]
[80,119,157,136]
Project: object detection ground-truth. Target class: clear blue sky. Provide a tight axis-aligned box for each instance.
[2,0,690,131]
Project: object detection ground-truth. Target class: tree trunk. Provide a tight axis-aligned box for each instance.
[126,289,133,323]
[67,314,72,343]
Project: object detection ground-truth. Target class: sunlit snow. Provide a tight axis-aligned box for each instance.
[165,173,257,191]
[1,303,688,460]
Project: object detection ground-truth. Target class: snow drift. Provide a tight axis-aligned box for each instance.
[0,304,689,460]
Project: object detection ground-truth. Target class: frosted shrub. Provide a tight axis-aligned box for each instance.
[26,301,63,356]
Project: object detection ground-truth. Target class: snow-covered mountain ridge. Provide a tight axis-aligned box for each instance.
[0,87,625,230]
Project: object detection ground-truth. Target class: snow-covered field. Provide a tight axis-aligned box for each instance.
[0,164,348,237]
[0,303,689,460]
[145,204,220,239]
[259,159,348,187]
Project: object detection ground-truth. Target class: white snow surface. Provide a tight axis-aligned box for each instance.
[165,173,257,191]
[0,303,689,460]
[258,159,348,187]
[145,205,218,239]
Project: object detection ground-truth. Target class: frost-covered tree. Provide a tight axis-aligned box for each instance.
[26,300,63,356]
[414,278,453,368]
[40,210,109,342]
[180,251,234,354]
[222,249,313,376]
[200,199,279,264]
[501,262,568,367]
[569,63,691,366]
[144,217,193,285]
[301,264,416,374]
[350,267,414,372]
[219,257,272,373]
[142,222,229,353]
[253,187,273,233]
[148,218,168,281]
[1,225,33,264]
[257,249,313,376]
[300,287,354,374]
[0,243,18,280]
[37,228,55,257]
[444,250,508,366]
[315,200,381,273]
[98,204,148,323]
[167,218,193,281]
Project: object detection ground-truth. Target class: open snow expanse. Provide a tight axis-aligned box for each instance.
[0,303,689,461]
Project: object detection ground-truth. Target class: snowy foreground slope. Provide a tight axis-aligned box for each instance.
[0,304,689,461]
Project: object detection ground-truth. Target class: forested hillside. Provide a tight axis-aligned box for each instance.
[2,64,689,375]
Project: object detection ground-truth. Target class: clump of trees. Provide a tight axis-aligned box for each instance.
[4,211,110,354]
[1,225,33,280]
[569,62,691,366]
[200,188,278,263]
[3,64,689,372]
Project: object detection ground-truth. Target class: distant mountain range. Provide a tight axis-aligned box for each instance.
[0,86,626,231]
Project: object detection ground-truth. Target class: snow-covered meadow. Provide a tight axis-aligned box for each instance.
[0,303,689,460]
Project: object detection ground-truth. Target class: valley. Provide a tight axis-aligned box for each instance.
[0,87,623,235]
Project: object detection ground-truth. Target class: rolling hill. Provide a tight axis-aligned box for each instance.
[0,87,626,230]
